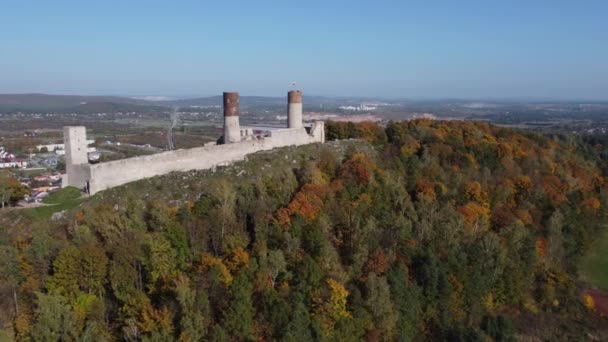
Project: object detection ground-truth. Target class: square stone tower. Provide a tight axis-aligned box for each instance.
[63,126,89,190]
[64,126,88,165]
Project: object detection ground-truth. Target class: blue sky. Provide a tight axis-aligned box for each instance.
[1,1,607,99]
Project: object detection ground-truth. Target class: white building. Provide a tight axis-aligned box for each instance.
[36,140,95,154]
[0,160,28,169]
[0,147,27,168]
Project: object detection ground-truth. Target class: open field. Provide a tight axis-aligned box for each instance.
[22,186,83,220]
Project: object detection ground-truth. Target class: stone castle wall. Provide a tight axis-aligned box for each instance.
[69,123,324,195]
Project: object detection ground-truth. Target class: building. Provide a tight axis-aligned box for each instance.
[36,140,96,155]
[0,146,28,169]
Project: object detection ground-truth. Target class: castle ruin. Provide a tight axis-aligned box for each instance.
[62,91,324,195]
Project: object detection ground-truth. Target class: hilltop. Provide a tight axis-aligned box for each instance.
[0,94,171,115]
[0,94,146,111]
[0,120,607,340]
[161,95,385,109]
[0,93,398,113]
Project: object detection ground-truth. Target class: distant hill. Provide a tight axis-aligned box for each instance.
[163,95,393,108]
[0,93,167,113]
[0,93,322,112]
[0,93,142,109]
[0,93,407,113]
[72,101,168,114]
[164,95,284,108]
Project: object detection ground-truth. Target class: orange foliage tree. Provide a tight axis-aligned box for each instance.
[339,153,376,186]
[415,179,437,201]
[458,201,490,234]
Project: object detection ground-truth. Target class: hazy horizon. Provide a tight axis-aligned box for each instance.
[2,92,608,103]
[1,1,607,100]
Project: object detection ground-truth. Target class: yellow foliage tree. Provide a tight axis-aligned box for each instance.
[582,293,595,310]
[458,201,490,234]
[313,279,351,336]
[226,247,250,272]
[465,153,479,169]
[400,136,421,157]
[139,303,174,335]
[464,181,488,206]
[327,279,351,320]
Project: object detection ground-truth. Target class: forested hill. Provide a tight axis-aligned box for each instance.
[1,120,607,340]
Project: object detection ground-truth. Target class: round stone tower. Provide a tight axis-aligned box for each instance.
[223,92,240,143]
[288,90,303,129]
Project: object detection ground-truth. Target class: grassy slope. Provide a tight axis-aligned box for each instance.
[42,186,81,204]
[16,142,372,220]
[580,226,608,290]
[92,140,374,205]
[24,186,83,220]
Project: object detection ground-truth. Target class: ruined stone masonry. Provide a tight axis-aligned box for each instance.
[62,91,324,195]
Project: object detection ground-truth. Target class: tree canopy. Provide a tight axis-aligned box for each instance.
[1,120,607,340]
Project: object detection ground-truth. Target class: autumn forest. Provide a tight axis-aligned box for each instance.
[1,119,607,341]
